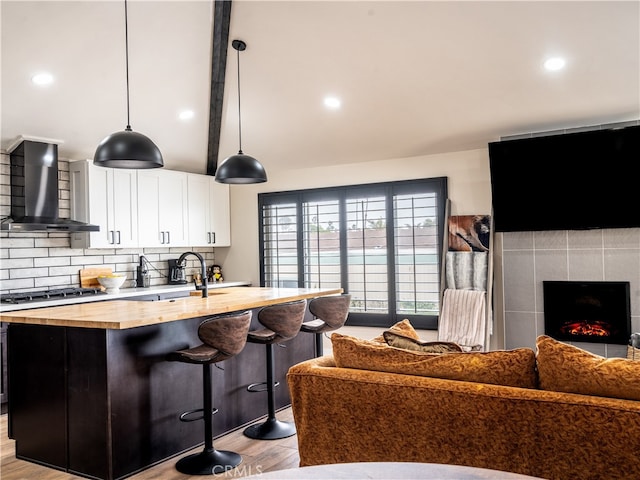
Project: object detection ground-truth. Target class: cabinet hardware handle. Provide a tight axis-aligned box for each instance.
[160,231,165,244]
[109,230,114,244]
[166,231,170,244]
[116,230,121,244]
[207,232,211,244]
[211,232,215,244]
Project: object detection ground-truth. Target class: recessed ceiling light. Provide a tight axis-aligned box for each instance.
[323,96,341,110]
[544,57,566,71]
[178,110,195,121]
[31,72,54,86]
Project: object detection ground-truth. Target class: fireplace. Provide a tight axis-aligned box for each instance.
[543,281,631,345]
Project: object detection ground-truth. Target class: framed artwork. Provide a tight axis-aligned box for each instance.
[448,215,490,252]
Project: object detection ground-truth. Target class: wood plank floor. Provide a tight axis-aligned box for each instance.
[0,409,300,480]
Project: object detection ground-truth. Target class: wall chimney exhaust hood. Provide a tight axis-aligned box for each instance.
[1,136,99,232]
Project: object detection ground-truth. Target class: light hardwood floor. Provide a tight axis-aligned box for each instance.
[0,408,300,480]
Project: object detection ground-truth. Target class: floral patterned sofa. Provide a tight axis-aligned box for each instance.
[287,321,640,480]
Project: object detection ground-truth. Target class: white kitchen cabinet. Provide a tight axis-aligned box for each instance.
[137,170,189,247]
[210,179,231,246]
[71,163,230,249]
[70,160,138,248]
[187,174,231,247]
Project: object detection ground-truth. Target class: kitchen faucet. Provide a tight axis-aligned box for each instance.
[177,251,208,298]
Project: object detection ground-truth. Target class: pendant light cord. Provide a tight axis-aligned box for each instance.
[236,46,243,154]
[124,0,132,131]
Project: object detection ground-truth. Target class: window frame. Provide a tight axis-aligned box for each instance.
[258,177,448,329]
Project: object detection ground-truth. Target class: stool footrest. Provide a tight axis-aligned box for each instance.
[179,407,219,423]
[247,381,279,393]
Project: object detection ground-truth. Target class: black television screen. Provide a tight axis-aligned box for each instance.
[488,125,640,232]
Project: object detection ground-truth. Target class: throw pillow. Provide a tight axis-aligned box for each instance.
[331,332,537,388]
[383,331,463,353]
[371,318,421,343]
[536,335,640,401]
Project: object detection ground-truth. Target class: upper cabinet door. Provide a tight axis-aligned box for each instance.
[187,174,211,246]
[69,160,138,248]
[137,170,189,248]
[187,174,231,247]
[210,180,230,247]
[136,171,161,247]
[111,169,139,247]
[160,170,189,247]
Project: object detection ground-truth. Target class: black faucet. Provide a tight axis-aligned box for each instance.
[177,251,208,298]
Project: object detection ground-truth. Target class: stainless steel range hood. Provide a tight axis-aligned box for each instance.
[1,137,99,232]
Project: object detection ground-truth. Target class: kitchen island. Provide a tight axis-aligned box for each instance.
[1,287,342,480]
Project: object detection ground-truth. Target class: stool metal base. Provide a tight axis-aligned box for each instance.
[175,448,242,475]
[243,417,296,440]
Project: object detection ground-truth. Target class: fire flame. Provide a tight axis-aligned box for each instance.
[559,320,612,337]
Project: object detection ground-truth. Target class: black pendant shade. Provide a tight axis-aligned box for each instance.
[94,128,163,169]
[215,152,267,184]
[94,0,163,169]
[215,39,266,184]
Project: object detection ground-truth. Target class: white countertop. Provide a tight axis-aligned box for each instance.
[0,281,251,313]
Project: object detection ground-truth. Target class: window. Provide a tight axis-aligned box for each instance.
[259,178,447,329]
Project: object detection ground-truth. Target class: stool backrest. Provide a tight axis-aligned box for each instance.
[309,294,351,330]
[198,310,252,358]
[258,299,307,342]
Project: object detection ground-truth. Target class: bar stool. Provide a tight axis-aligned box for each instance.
[243,299,307,440]
[300,294,351,357]
[166,310,252,475]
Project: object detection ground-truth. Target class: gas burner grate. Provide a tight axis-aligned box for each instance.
[0,287,106,304]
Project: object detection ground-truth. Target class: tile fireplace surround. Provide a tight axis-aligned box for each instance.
[498,228,640,357]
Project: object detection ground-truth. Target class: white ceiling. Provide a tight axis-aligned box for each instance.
[2,1,639,176]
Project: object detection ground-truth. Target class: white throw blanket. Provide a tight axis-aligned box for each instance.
[438,288,487,351]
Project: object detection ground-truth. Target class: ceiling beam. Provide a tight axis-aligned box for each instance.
[206,0,232,176]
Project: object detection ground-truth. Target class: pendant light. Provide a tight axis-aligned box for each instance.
[215,39,267,184]
[94,0,163,169]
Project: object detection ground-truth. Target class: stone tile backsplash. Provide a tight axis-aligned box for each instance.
[0,153,215,293]
[501,228,640,358]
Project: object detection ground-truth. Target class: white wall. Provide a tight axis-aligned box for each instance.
[216,147,492,287]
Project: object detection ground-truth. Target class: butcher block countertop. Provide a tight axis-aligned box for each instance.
[0,286,343,330]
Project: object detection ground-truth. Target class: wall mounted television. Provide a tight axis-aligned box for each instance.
[488,124,640,232]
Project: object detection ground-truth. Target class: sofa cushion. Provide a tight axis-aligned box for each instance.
[331,333,537,388]
[371,318,421,343]
[536,335,640,401]
[383,331,463,353]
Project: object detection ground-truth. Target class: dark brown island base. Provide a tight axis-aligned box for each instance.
[0,287,342,480]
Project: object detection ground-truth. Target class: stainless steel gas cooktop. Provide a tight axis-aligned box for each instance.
[0,287,106,305]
